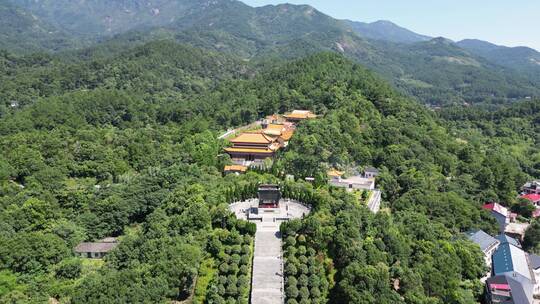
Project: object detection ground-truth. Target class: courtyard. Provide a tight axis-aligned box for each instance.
[229,199,311,304]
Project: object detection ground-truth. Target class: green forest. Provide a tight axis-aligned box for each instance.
[1,35,540,304]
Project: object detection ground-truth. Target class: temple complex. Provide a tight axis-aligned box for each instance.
[224,110,316,169]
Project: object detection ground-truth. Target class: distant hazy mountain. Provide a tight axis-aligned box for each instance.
[345,20,431,44]
[7,0,203,37]
[3,0,539,105]
[457,39,540,76]
[0,0,76,53]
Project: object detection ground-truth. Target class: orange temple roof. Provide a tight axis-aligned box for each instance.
[327,169,344,177]
[229,133,275,144]
[284,110,317,120]
[280,130,294,141]
[224,147,275,154]
[224,165,248,172]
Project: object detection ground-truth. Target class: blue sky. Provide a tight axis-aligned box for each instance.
[242,0,540,51]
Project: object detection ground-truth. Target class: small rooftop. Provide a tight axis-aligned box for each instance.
[465,229,499,252]
[504,222,530,238]
[496,233,521,248]
[483,202,510,217]
[529,254,540,270]
[284,110,317,120]
[75,241,118,253]
[327,169,344,178]
[364,166,380,173]
[224,165,248,173]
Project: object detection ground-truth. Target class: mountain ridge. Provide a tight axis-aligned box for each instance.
[345,19,432,44]
[2,0,539,105]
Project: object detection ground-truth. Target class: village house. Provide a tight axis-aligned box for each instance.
[327,169,376,191]
[484,236,540,303]
[489,241,534,303]
[363,166,380,179]
[482,203,517,232]
[485,275,531,304]
[465,229,500,268]
[74,237,119,259]
[521,193,540,206]
[522,180,540,195]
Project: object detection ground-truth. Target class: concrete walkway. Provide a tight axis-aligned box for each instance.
[251,220,283,304]
[229,199,310,304]
[367,189,381,213]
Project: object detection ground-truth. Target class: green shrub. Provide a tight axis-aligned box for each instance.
[54,258,82,279]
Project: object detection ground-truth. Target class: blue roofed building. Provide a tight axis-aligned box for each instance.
[496,233,521,248]
[489,240,537,303]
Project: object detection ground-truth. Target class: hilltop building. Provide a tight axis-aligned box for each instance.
[283,110,317,123]
[74,237,119,259]
[328,169,375,190]
[262,114,286,126]
[224,111,316,169]
[225,132,281,166]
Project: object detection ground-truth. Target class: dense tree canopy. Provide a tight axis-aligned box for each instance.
[0,40,537,303]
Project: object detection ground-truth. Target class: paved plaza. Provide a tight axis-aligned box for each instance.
[229,199,310,304]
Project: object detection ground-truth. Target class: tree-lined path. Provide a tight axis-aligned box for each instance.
[229,199,310,304]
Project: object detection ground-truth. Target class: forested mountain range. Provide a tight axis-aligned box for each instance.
[0,0,76,53]
[1,0,539,106]
[457,39,540,78]
[1,0,540,302]
[2,40,535,302]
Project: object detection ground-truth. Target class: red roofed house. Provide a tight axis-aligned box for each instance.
[483,203,516,232]
[521,194,540,206]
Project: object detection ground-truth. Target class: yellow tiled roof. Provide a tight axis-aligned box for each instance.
[224,165,248,172]
[327,169,343,177]
[267,124,286,131]
[280,130,294,141]
[230,133,274,144]
[224,147,275,154]
[284,110,317,120]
